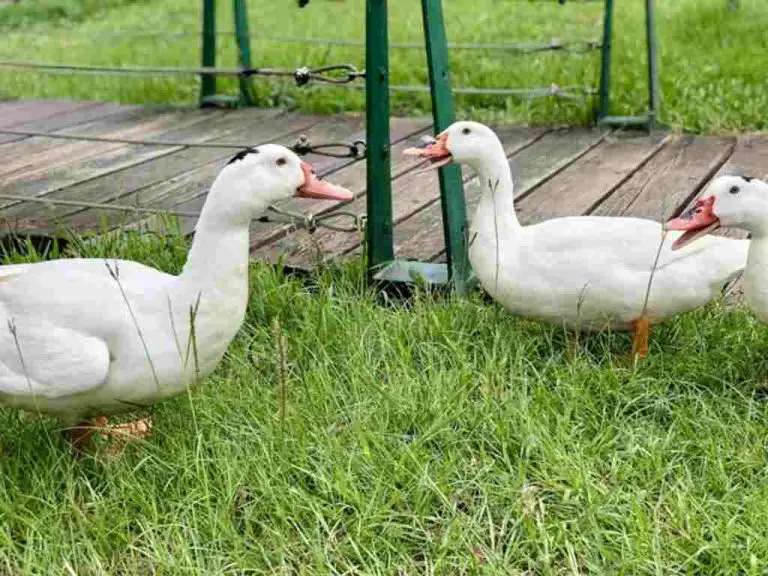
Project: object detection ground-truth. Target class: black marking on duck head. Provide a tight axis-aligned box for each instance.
[726,168,761,184]
[227,147,259,165]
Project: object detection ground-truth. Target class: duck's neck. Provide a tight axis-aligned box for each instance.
[470,143,520,240]
[179,176,263,291]
[743,232,768,319]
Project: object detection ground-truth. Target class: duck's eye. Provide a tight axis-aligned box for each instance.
[276,158,287,167]
[729,185,740,194]
[462,127,471,135]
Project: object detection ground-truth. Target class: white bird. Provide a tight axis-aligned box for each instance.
[405,121,748,357]
[666,174,768,320]
[0,144,352,454]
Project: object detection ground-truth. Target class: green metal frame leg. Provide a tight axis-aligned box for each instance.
[420,0,470,295]
[597,0,614,121]
[645,0,659,130]
[365,0,394,279]
[233,0,255,106]
[200,0,217,106]
[598,0,660,132]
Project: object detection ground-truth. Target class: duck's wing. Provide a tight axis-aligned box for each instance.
[655,233,748,286]
[0,267,26,283]
[0,312,109,399]
[527,216,662,255]
[0,258,171,400]
[0,258,173,325]
[529,216,747,278]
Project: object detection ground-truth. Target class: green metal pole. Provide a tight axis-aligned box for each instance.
[365,0,394,277]
[645,0,659,130]
[597,0,614,121]
[200,0,217,106]
[420,0,469,295]
[233,0,255,106]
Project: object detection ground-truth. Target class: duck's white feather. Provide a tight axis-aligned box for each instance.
[0,144,348,423]
[458,123,748,331]
[0,255,233,419]
[0,314,109,399]
[471,212,746,330]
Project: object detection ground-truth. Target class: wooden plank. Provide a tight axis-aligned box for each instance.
[717,135,768,179]
[253,125,548,267]
[0,105,161,174]
[0,109,226,209]
[165,114,388,236]
[2,108,308,224]
[0,108,200,178]
[679,134,768,241]
[55,114,365,234]
[594,134,735,221]
[390,133,661,266]
[0,100,94,129]
[386,128,607,263]
[387,129,606,262]
[246,117,432,250]
[0,100,24,114]
[688,135,768,300]
[407,135,663,264]
[117,117,432,244]
[0,102,127,145]
[0,103,149,152]
[512,132,667,226]
[132,113,369,220]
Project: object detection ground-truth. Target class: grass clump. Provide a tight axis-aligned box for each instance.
[1,0,767,131]
[1,223,768,571]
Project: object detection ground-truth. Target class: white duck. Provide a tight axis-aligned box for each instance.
[666,175,768,320]
[0,144,352,453]
[404,121,748,357]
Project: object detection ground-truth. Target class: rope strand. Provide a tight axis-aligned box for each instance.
[0,129,371,158]
[0,194,365,234]
[0,61,596,99]
[3,30,601,53]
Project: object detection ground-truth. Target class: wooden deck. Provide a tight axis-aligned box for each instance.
[1,99,766,268]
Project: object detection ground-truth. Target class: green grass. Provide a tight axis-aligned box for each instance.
[0,0,147,30]
[0,0,766,131]
[3,224,768,572]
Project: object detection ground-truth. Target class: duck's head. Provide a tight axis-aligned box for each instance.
[219,144,353,208]
[403,121,503,172]
[665,175,768,250]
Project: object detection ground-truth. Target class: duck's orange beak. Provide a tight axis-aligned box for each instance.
[296,162,353,201]
[665,196,720,250]
[403,132,453,171]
